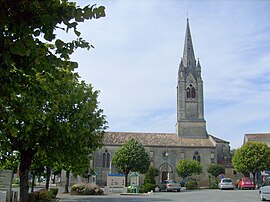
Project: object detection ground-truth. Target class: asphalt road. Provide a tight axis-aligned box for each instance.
[58,189,263,202]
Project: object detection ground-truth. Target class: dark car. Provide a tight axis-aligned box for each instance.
[180,178,188,187]
[160,180,181,192]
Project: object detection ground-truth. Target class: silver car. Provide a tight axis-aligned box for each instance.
[160,180,181,192]
[218,178,234,190]
[259,177,270,201]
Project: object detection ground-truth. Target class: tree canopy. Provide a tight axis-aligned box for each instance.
[232,142,270,178]
[207,164,225,178]
[176,159,202,178]
[112,138,150,186]
[0,1,106,201]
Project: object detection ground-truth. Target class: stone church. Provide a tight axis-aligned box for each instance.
[92,19,232,186]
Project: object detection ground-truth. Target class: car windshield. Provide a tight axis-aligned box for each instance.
[167,180,177,183]
[263,178,270,186]
[222,179,232,183]
[243,178,251,181]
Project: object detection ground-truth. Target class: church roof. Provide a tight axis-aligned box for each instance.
[209,135,230,144]
[103,132,216,148]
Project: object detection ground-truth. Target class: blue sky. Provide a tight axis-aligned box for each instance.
[60,0,270,149]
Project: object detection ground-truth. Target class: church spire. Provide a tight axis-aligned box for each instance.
[182,18,196,68]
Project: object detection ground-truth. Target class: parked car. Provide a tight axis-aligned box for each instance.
[160,180,181,192]
[180,178,188,187]
[259,177,270,201]
[238,177,255,190]
[218,178,234,190]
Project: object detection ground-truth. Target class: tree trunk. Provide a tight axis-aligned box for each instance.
[19,149,35,202]
[65,171,70,193]
[45,166,51,189]
[31,173,35,192]
[125,171,129,187]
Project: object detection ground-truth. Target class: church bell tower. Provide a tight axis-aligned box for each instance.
[176,19,208,138]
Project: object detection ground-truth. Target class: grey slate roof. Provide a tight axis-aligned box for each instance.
[103,132,216,148]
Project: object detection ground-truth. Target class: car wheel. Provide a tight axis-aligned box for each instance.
[177,189,180,192]
[260,192,266,201]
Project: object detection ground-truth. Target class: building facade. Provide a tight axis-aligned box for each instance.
[92,19,232,186]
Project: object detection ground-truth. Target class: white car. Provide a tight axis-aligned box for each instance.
[259,177,270,201]
[218,178,234,190]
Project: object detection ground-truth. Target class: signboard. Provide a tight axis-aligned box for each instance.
[0,170,12,192]
[107,174,125,188]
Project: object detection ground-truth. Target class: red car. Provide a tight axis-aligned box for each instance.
[238,177,255,190]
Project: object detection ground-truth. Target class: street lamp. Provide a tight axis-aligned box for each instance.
[163,150,169,180]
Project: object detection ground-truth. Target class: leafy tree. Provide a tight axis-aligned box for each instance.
[0,1,106,201]
[112,138,150,186]
[207,164,225,189]
[176,159,202,178]
[232,142,270,181]
[207,164,225,178]
[0,151,20,175]
[144,166,160,184]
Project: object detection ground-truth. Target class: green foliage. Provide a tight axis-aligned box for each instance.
[0,1,106,201]
[207,164,225,178]
[186,179,199,190]
[144,166,159,184]
[71,183,103,195]
[208,178,219,189]
[176,159,203,178]
[0,151,20,174]
[38,190,53,202]
[140,183,156,193]
[48,188,58,198]
[232,142,270,175]
[28,189,53,202]
[112,138,150,175]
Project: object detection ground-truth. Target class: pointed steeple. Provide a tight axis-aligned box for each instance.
[182,18,196,68]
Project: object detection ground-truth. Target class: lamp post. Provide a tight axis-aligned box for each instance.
[164,150,169,180]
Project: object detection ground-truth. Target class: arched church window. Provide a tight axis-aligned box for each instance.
[191,87,196,98]
[193,151,201,163]
[187,84,196,99]
[186,87,191,98]
[102,149,111,168]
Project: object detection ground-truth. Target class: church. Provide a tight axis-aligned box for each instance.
[92,19,233,186]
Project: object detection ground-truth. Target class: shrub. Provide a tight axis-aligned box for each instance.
[71,183,103,195]
[49,188,58,198]
[186,179,199,190]
[28,192,39,202]
[38,189,53,202]
[140,183,156,193]
[208,179,219,189]
[28,189,53,202]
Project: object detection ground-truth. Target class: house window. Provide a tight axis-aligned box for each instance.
[102,149,110,168]
[193,151,201,163]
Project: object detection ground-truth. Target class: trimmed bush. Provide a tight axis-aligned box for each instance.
[140,183,156,193]
[71,183,104,195]
[186,179,199,190]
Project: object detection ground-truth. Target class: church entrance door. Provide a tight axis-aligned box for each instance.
[161,171,168,182]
